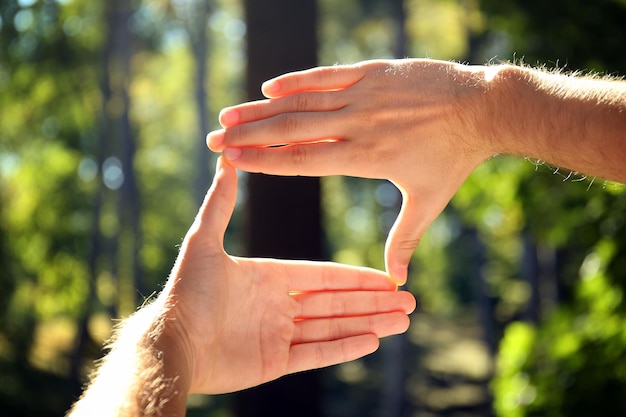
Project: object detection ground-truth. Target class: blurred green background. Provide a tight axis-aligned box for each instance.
[2,0,626,416]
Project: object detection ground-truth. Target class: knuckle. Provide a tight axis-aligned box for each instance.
[276,114,301,137]
[225,124,243,144]
[291,93,310,112]
[251,99,272,120]
[290,145,308,165]
[288,91,335,113]
[398,236,421,252]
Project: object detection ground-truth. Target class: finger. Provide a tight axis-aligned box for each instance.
[384,191,442,285]
[295,290,416,319]
[261,63,366,98]
[241,258,398,291]
[222,141,370,178]
[291,311,410,344]
[282,260,397,291]
[217,91,346,129]
[287,334,379,374]
[186,157,238,250]
[212,109,349,152]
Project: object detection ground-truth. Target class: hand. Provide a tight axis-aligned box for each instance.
[206,59,496,283]
[161,157,416,395]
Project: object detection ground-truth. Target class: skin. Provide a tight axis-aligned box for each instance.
[206,58,626,283]
[68,157,416,417]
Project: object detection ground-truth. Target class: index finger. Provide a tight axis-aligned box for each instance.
[184,157,237,250]
[261,63,366,98]
[242,258,398,292]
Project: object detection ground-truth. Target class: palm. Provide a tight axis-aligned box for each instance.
[188,256,296,393]
[167,158,416,395]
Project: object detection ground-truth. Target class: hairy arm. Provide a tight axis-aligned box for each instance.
[488,65,626,183]
[66,300,191,417]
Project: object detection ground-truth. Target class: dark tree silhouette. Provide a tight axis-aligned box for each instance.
[234,1,323,417]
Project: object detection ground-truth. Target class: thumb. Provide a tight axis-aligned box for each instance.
[384,192,432,285]
[187,156,238,251]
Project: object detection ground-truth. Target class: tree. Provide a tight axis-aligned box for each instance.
[233,1,322,417]
[170,0,214,203]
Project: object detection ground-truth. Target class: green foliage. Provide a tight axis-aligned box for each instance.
[0,0,243,415]
[318,0,394,63]
[2,0,626,415]
[494,236,626,417]
[491,322,536,417]
[476,161,626,417]
[3,141,90,320]
[406,0,485,60]
[318,0,485,64]
[475,0,626,413]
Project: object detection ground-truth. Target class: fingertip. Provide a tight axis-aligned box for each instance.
[405,292,417,315]
[261,79,280,97]
[387,261,408,286]
[404,313,412,331]
[194,156,237,240]
[219,108,240,127]
[215,155,238,182]
[206,130,225,151]
[395,313,411,335]
[367,334,381,353]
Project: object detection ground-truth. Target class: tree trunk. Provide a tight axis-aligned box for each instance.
[378,2,409,416]
[389,0,407,59]
[106,0,142,311]
[182,0,212,204]
[234,1,322,417]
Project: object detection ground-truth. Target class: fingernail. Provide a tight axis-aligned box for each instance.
[391,264,408,286]
[219,109,239,127]
[223,147,242,161]
[261,79,280,96]
[206,130,225,150]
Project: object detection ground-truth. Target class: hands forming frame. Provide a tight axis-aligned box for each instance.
[68,157,415,417]
[208,58,626,283]
[70,57,626,417]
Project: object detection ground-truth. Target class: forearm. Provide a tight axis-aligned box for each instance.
[67,300,192,417]
[486,64,626,183]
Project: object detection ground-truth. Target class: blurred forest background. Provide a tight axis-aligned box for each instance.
[2,0,626,416]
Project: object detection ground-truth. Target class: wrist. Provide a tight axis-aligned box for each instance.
[465,63,525,158]
[130,299,194,414]
[480,63,558,160]
[149,301,194,397]
[446,62,507,164]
